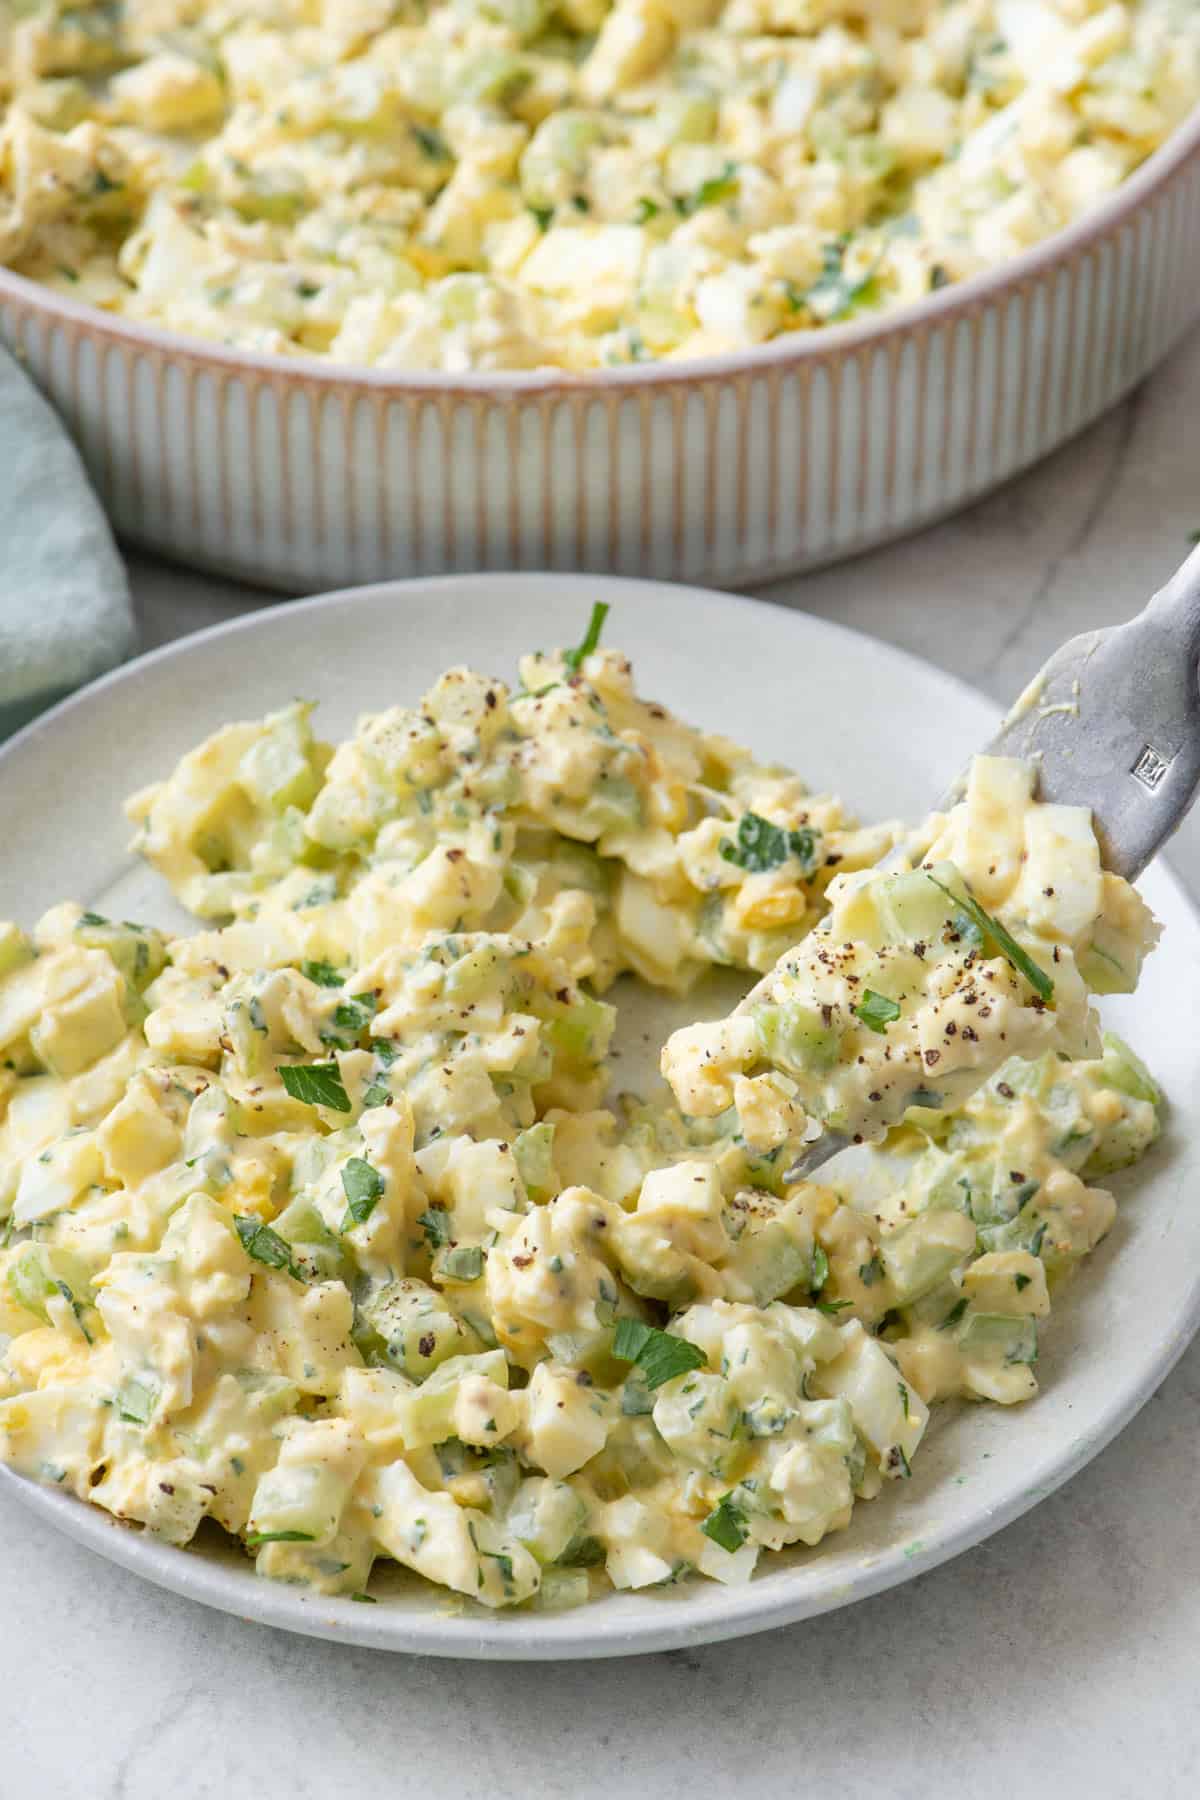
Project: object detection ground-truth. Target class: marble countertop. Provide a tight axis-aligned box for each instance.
[4,330,1199,1800]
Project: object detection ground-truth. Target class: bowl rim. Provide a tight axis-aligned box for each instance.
[1,101,1198,398]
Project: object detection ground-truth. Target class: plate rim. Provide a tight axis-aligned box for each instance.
[2,570,1199,1660]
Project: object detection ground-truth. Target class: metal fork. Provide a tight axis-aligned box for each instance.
[782,543,1200,1181]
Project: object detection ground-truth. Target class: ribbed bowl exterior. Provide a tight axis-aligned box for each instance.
[3,120,1199,593]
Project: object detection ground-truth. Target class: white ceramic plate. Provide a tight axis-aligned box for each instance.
[2,574,1198,1660]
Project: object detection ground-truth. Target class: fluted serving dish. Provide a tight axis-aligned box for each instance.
[2,109,1198,594]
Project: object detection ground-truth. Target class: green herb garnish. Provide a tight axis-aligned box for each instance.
[612,1317,707,1389]
[235,1215,302,1280]
[938,1297,968,1331]
[633,196,660,223]
[246,1529,316,1547]
[301,960,344,988]
[278,1062,351,1112]
[563,601,610,674]
[719,812,818,875]
[816,1297,852,1317]
[700,1492,748,1553]
[341,1156,384,1231]
[418,1207,452,1250]
[928,875,1054,1002]
[809,1245,829,1294]
[853,989,901,1034]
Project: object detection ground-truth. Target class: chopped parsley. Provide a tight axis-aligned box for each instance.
[246,1529,316,1547]
[700,1491,748,1553]
[235,1215,303,1280]
[612,1317,707,1389]
[528,203,554,232]
[418,1207,452,1250]
[340,1156,385,1231]
[301,960,344,988]
[719,812,818,875]
[809,1245,829,1294]
[853,989,901,1034]
[278,1061,351,1112]
[563,601,610,674]
[816,1297,852,1317]
[938,1297,968,1331]
[633,196,660,223]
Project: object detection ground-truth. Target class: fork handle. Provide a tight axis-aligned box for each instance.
[1143,542,1200,663]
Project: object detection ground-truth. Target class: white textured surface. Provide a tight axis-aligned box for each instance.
[3,327,1199,1796]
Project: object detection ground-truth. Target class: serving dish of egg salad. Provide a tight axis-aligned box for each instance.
[1,0,1198,370]
[0,577,1184,1650]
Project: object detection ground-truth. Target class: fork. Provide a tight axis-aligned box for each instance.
[780,543,1200,1180]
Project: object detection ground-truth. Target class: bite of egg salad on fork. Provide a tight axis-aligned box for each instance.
[1,0,1198,369]
[0,606,1165,1611]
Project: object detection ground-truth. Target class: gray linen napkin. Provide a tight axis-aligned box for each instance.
[0,345,135,740]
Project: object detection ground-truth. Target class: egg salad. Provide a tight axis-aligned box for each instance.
[0,0,1197,371]
[0,608,1165,1611]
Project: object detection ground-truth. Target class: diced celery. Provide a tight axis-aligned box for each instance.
[248,1460,344,1547]
[958,1311,1038,1366]
[74,913,168,993]
[397,1349,507,1446]
[579,777,643,837]
[753,1001,841,1073]
[881,1210,977,1304]
[237,704,321,813]
[359,1280,480,1380]
[507,1476,587,1563]
[530,1567,590,1610]
[445,944,508,1000]
[271,1197,344,1284]
[513,1122,556,1203]
[542,992,615,1067]
[5,1243,56,1321]
[880,868,958,945]
[731,1217,813,1307]
[1097,1031,1162,1110]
